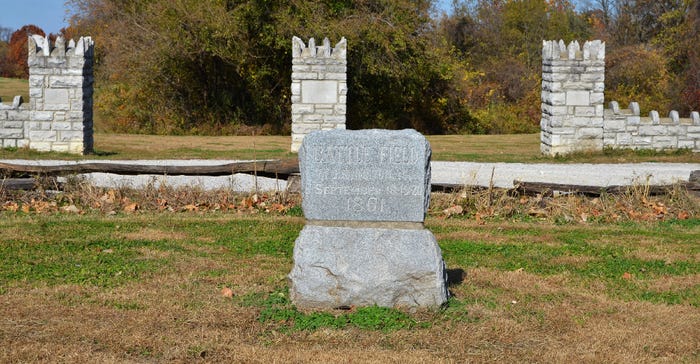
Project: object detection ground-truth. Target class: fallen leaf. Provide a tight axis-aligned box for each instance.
[677,211,690,220]
[62,205,80,213]
[100,190,116,204]
[652,202,667,215]
[221,287,234,298]
[622,272,633,280]
[3,201,19,212]
[443,205,463,217]
[123,203,139,213]
[269,203,288,213]
[183,204,199,212]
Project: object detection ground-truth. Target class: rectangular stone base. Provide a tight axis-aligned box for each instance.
[288,225,448,309]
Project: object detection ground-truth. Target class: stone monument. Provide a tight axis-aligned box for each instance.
[289,129,448,309]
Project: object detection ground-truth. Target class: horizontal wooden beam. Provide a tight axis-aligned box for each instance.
[0,159,300,179]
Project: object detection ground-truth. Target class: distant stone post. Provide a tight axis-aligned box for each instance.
[289,129,448,309]
[0,35,94,153]
[290,37,347,152]
[540,40,605,156]
[27,35,94,154]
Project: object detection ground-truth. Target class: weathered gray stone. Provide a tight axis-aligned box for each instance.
[609,101,620,114]
[691,111,699,125]
[629,102,640,116]
[44,89,70,104]
[49,75,83,88]
[566,90,590,105]
[291,128,447,310]
[0,129,23,139]
[669,110,680,123]
[289,225,448,309]
[299,129,431,223]
[650,110,660,124]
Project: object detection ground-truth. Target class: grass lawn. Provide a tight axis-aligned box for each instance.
[0,133,697,163]
[0,77,28,105]
[0,211,697,362]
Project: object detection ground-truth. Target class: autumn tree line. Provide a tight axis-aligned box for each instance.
[0,0,698,135]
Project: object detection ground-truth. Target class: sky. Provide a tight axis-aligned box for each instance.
[0,0,71,34]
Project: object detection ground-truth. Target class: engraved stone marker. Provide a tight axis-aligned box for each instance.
[300,129,430,222]
[289,129,448,309]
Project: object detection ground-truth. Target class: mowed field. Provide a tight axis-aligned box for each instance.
[0,132,697,163]
[0,77,28,104]
[0,211,698,362]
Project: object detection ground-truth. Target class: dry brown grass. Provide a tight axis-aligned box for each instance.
[430,182,700,223]
[88,133,700,163]
[2,253,698,363]
[2,132,698,162]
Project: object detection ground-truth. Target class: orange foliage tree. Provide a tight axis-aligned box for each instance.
[6,25,45,78]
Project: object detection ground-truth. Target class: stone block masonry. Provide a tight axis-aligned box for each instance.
[0,35,93,154]
[541,40,699,155]
[604,102,700,151]
[289,129,448,309]
[291,37,347,152]
[541,40,605,155]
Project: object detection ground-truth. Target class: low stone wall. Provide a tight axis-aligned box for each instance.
[604,102,700,152]
[0,96,27,148]
[0,35,94,154]
[541,40,700,155]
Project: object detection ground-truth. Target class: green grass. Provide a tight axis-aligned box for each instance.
[1,212,697,314]
[0,77,28,104]
[438,219,700,306]
[0,214,302,289]
[248,288,422,333]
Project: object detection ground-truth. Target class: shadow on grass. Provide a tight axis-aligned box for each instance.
[90,149,119,157]
[446,268,466,286]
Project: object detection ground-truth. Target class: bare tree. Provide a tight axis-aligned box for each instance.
[0,26,13,42]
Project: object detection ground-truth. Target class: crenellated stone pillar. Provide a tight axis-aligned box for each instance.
[27,35,94,154]
[540,40,605,156]
[290,36,347,152]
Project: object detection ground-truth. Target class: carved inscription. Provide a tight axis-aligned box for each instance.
[307,144,421,165]
[300,129,430,222]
